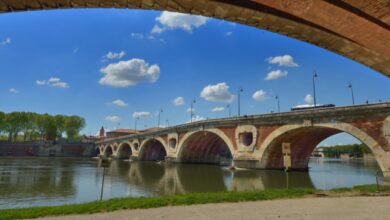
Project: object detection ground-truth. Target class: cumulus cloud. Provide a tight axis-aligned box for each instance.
[152,11,208,34]
[266,55,298,67]
[211,107,225,112]
[252,90,268,101]
[36,77,69,88]
[103,51,126,60]
[0,37,11,46]
[304,94,314,104]
[265,70,288,80]
[132,111,151,119]
[9,88,19,93]
[187,115,206,123]
[131,33,144,39]
[200,82,234,103]
[99,58,160,87]
[112,99,128,107]
[173,96,185,106]
[105,115,120,123]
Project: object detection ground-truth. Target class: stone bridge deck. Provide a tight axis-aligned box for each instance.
[97,102,390,173]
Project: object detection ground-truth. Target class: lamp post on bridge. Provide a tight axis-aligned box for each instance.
[348,82,355,105]
[157,108,163,128]
[166,119,169,127]
[226,104,231,117]
[312,71,318,108]
[190,99,196,122]
[275,95,280,113]
[134,116,139,132]
[237,87,243,116]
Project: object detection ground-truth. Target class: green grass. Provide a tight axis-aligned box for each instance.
[0,185,386,220]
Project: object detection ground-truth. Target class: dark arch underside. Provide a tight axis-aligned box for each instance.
[118,143,132,159]
[179,132,232,165]
[261,127,343,170]
[139,140,167,161]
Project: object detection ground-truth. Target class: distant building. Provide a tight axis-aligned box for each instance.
[99,126,105,138]
[311,147,325,158]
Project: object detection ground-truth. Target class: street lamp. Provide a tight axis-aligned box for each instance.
[275,95,280,113]
[348,82,355,105]
[190,99,196,122]
[134,116,140,131]
[312,71,318,108]
[238,87,243,116]
[226,104,231,117]
[157,108,163,128]
[166,119,169,127]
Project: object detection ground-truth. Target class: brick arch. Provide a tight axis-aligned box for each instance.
[0,1,389,77]
[103,144,114,157]
[176,128,235,164]
[258,122,389,172]
[138,137,168,161]
[117,142,133,159]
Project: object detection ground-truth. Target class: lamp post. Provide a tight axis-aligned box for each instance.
[275,95,280,113]
[157,109,163,128]
[226,104,231,117]
[134,116,139,131]
[166,119,169,127]
[312,71,318,108]
[348,82,355,105]
[238,87,243,116]
[190,99,196,122]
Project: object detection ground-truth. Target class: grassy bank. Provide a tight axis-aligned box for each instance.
[0,185,388,220]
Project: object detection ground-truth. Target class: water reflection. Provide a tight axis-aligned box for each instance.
[0,157,380,209]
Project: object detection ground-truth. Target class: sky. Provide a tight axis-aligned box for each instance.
[0,9,389,146]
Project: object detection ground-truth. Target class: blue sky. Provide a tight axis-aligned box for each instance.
[0,9,389,145]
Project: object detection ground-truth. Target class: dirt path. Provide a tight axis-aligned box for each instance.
[36,196,390,220]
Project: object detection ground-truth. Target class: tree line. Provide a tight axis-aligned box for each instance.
[322,144,371,158]
[0,112,86,142]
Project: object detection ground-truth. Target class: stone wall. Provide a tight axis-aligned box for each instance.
[0,142,97,157]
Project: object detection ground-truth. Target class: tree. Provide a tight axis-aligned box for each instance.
[54,115,66,140]
[65,116,86,141]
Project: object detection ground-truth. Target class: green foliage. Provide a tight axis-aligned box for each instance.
[0,188,314,220]
[322,144,371,158]
[0,112,86,142]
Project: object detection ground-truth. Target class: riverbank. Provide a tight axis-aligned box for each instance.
[1,185,389,220]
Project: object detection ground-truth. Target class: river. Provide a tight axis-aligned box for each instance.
[0,157,380,209]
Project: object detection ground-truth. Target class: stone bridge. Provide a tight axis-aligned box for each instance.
[97,102,390,173]
[1,0,390,77]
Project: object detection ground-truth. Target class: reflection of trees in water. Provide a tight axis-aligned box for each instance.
[0,158,76,198]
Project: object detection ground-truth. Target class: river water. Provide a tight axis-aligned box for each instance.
[0,157,380,209]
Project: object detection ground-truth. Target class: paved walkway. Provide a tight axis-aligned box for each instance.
[37,196,390,220]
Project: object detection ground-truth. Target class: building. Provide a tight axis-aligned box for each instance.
[106,129,139,138]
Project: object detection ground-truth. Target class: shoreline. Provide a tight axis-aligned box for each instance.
[1,184,389,220]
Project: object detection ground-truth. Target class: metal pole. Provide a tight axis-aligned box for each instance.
[226,104,231,117]
[348,82,355,105]
[166,119,169,127]
[134,117,139,131]
[312,71,318,108]
[238,87,243,116]
[157,109,163,128]
[190,99,196,122]
[100,166,105,201]
[275,95,280,113]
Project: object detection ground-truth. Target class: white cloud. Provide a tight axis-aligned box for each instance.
[187,115,206,123]
[252,90,268,101]
[73,48,79,53]
[9,88,19,93]
[186,107,195,113]
[173,96,185,106]
[105,115,120,123]
[225,31,233,36]
[265,70,288,80]
[200,82,234,103]
[35,77,69,88]
[304,94,314,104]
[132,111,151,119]
[112,99,128,107]
[266,55,298,67]
[103,51,126,60]
[152,11,208,34]
[131,33,144,39]
[99,58,160,87]
[211,107,225,112]
[0,37,11,46]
